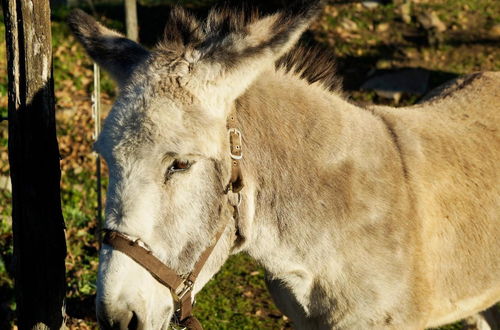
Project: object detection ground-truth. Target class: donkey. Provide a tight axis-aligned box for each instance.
[68,1,500,329]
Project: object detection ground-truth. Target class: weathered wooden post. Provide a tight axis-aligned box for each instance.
[1,0,67,329]
[125,0,139,41]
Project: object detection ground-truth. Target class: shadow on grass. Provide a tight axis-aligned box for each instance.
[66,295,96,322]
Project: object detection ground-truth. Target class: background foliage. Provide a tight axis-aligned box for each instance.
[0,0,499,328]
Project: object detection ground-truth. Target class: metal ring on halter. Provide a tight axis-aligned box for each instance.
[173,279,194,302]
[228,128,243,160]
[172,312,188,330]
[229,192,242,208]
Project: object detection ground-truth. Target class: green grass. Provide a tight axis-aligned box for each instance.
[196,254,288,329]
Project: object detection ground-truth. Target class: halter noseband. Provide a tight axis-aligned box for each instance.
[102,113,244,330]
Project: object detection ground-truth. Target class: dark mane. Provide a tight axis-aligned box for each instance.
[159,4,341,92]
[277,44,342,92]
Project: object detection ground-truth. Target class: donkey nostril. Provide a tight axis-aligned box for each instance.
[128,311,139,330]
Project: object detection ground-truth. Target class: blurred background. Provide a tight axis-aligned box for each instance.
[0,0,498,328]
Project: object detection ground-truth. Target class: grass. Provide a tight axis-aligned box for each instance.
[196,254,289,329]
[0,0,499,328]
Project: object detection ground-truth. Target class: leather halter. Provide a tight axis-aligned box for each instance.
[102,114,244,330]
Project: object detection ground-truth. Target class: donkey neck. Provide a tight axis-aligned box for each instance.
[233,69,408,283]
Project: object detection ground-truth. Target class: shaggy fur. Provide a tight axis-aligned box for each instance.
[68,2,499,329]
[276,44,342,92]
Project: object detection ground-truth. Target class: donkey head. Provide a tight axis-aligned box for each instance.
[69,2,321,328]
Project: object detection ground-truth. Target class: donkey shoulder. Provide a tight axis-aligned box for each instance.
[368,72,500,327]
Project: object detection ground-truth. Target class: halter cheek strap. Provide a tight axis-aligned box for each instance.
[102,113,244,330]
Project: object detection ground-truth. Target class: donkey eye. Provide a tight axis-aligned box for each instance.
[172,160,191,171]
[164,160,193,183]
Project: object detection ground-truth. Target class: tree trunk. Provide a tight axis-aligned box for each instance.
[1,0,67,329]
[124,0,139,42]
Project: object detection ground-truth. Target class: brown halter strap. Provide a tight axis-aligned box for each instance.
[102,113,244,330]
[103,224,227,330]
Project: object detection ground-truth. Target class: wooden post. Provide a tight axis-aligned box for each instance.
[92,63,103,248]
[124,0,139,42]
[1,0,67,329]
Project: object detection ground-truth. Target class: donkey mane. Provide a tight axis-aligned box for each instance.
[276,44,342,92]
[158,5,341,92]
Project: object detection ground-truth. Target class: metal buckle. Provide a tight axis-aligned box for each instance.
[173,279,193,302]
[171,280,194,329]
[170,319,187,330]
[228,128,243,160]
[229,191,242,208]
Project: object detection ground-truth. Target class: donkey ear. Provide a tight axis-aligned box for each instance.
[194,1,323,101]
[68,9,150,86]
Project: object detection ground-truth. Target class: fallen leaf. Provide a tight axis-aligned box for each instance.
[490,24,500,38]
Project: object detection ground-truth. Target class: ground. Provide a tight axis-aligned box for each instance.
[0,0,499,329]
